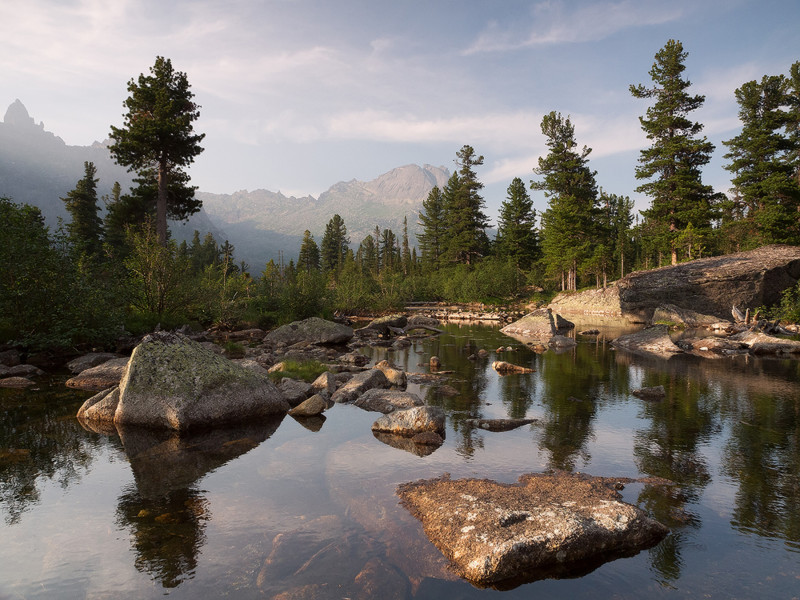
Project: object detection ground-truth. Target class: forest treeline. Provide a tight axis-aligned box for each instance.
[2,43,800,352]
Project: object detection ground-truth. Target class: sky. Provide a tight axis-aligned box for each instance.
[2,0,799,223]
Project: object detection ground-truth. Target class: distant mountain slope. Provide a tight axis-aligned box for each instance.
[197,164,450,268]
[0,100,224,244]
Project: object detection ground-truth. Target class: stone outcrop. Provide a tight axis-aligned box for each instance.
[397,471,668,587]
[66,352,124,375]
[372,406,445,436]
[549,245,800,322]
[500,308,561,339]
[77,332,289,430]
[652,304,722,328]
[264,317,354,346]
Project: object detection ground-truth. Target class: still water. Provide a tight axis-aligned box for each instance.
[1,321,799,599]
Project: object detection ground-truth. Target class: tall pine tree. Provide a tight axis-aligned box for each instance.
[443,145,489,265]
[417,185,446,269]
[495,177,539,271]
[531,112,599,291]
[630,40,716,264]
[297,230,321,272]
[320,214,349,272]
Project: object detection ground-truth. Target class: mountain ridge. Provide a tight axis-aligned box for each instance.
[0,100,450,269]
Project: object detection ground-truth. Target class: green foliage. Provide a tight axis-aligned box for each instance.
[268,359,328,383]
[297,230,321,273]
[443,146,490,265]
[775,281,800,324]
[320,214,349,273]
[496,177,539,271]
[417,185,446,269]
[0,198,124,350]
[109,56,205,245]
[630,40,717,264]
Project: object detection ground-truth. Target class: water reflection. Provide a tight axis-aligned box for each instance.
[109,418,283,588]
[0,379,100,525]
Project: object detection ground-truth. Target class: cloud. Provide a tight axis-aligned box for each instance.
[465,0,685,54]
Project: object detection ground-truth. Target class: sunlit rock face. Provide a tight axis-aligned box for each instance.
[398,471,669,588]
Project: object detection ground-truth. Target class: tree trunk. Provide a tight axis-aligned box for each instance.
[157,160,169,246]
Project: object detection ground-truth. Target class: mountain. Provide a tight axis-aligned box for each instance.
[196,164,450,268]
[1,100,450,270]
[0,100,224,243]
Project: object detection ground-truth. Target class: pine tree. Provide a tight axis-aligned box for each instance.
[61,161,104,257]
[297,230,321,272]
[531,112,599,291]
[417,185,446,269]
[401,216,412,275]
[496,177,539,270]
[723,72,800,245]
[443,145,490,264]
[320,214,349,272]
[379,228,398,273]
[357,234,378,275]
[630,40,716,264]
[109,56,205,246]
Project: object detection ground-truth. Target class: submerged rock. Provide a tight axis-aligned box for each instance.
[465,418,537,432]
[632,385,666,400]
[397,471,668,587]
[611,325,683,358]
[492,361,534,374]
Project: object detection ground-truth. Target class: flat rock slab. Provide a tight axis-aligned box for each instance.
[66,357,130,391]
[353,389,424,414]
[397,471,668,587]
[465,418,537,432]
[66,352,124,374]
[372,406,445,436]
[500,308,557,339]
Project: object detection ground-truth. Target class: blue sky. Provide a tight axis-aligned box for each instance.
[3,0,799,223]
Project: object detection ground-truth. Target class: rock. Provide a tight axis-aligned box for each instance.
[79,332,289,430]
[232,358,271,376]
[353,389,424,414]
[397,471,669,586]
[0,349,21,367]
[288,394,329,417]
[371,406,445,436]
[436,384,460,397]
[0,365,8,377]
[338,352,370,367]
[730,330,800,354]
[681,336,747,356]
[429,356,441,371]
[611,325,683,358]
[465,418,537,432]
[331,369,390,403]
[362,314,408,335]
[579,329,600,335]
[66,352,124,374]
[311,371,337,395]
[407,314,441,328]
[221,328,265,342]
[373,360,407,387]
[77,387,121,422]
[412,431,445,446]
[0,376,34,388]
[264,317,354,346]
[66,357,130,391]
[501,308,557,339]
[492,361,534,374]
[548,335,576,349]
[352,557,410,600]
[477,349,489,358]
[268,361,287,373]
[652,303,723,328]
[373,431,442,456]
[632,385,666,400]
[278,378,313,407]
[7,364,45,377]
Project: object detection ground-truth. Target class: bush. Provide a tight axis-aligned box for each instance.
[776,282,800,324]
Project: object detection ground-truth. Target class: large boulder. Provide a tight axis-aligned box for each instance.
[549,245,800,322]
[652,304,722,328]
[264,317,354,346]
[78,332,289,430]
[397,471,668,586]
[353,389,424,414]
[500,308,556,339]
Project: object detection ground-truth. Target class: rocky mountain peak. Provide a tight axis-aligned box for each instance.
[4,99,41,129]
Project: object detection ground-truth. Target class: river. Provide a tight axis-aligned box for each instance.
[1,320,798,598]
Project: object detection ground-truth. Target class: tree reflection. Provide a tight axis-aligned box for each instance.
[111,418,283,589]
[0,382,108,525]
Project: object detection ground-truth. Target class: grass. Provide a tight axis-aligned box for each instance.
[268,359,329,383]
[223,341,246,359]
